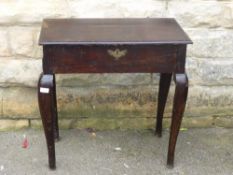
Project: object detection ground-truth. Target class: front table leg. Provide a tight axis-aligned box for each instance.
[167,73,188,167]
[38,74,56,169]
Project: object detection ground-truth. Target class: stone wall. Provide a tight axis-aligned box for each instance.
[0,0,233,131]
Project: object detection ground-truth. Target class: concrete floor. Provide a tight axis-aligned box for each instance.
[0,128,233,175]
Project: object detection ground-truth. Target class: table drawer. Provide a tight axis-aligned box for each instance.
[43,45,177,73]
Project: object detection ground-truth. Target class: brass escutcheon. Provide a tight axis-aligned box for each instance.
[107,48,127,60]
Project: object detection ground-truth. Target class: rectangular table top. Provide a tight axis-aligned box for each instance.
[39,18,192,45]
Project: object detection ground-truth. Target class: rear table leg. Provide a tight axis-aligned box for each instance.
[155,73,172,137]
[52,74,59,141]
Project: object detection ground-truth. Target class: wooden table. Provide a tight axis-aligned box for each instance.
[38,18,192,169]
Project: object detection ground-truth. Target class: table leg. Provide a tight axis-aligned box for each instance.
[38,74,56,169]
[167,73,188,167]
[155,73,172,137]
[52,74,59,141]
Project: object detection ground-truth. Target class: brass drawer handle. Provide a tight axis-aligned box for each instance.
[107,48,127,60]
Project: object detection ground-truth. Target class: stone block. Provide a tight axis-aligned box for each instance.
[0,120,29,131]
[186,86,233,117]
[167,1,233,28]
[0,0,69,24]
[9,27,40,58]
[1,87,39,119]
[187,58,233,86]
[30,119,42,129]
[215,116,233,128]
[56,73,152,87]
[0,27,11,57]
[182,116,214,128]
[186,29,233,58]
[163,116,214,129]
[56,85,158,118]
[74,117,155,130]
[69,0,166,18]
[0,59,42,87]
[31,119,79,129]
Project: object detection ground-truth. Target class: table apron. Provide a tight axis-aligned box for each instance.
[43,45,179,74]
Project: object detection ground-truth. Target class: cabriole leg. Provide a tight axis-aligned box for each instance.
[167,73,188,167]
[38,73,56,169]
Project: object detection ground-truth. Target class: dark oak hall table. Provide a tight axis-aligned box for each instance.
[38,18,192,169]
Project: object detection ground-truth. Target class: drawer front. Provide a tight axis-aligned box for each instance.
[43,45,177,73]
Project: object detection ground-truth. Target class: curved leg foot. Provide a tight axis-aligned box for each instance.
[167,73,188,167]
[155,73,172,137]
[38,74,56,169]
